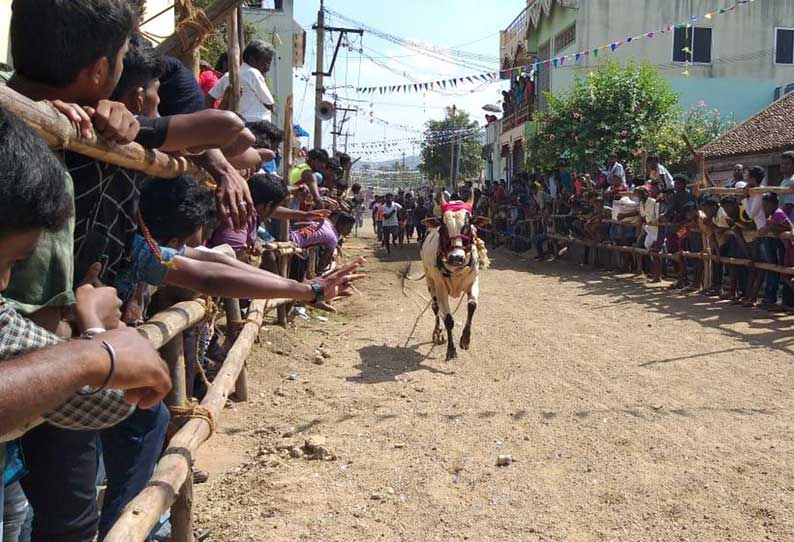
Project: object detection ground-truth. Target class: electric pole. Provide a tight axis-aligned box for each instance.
[312,5,363,152]
[402,151,406,169]
[331,95,338,153]
[448,104,456,191]
[313,1,325,149]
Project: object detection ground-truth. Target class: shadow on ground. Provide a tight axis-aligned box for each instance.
[491,249,794,356]
[348,344,454,384]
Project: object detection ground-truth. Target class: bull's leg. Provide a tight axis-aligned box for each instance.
[460,280,479,351]
[444,314,457,361]
[431,297,445,345]
[434,293,456,361]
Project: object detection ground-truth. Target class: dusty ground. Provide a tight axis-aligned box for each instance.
[194,225,794,542]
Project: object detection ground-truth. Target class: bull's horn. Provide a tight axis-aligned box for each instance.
[440,191,448,206]
[466,190,475,207]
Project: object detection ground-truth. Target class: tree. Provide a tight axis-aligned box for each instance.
[192,0,260,68]
[649,102,735,175]
[420,107,483,185]
[526,60,679,172]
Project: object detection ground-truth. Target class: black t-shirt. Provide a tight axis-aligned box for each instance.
[158,56,205,116]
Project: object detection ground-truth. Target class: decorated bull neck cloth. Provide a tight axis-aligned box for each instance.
[441,201,472,214]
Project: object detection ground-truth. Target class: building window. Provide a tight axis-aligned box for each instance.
[776,28,794,65]
[672,26,712,64]
[554,23,576,54]
[536,41,551,112]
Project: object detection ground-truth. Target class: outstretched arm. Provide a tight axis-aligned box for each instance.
[158,110,245,153]
[165,251,366,312]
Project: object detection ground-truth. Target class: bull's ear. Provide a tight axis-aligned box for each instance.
[422,217,442,228]
[472,216,491,227]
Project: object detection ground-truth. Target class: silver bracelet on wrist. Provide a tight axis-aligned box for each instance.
[78,340,116,396]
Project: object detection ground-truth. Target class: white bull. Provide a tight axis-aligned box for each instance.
[420,194,490,361]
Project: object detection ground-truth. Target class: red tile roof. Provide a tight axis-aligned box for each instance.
[700,92,794,159]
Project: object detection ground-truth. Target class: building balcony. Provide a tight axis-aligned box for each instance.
[501,104,532,134]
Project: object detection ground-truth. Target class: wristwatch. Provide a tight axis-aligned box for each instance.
[310,282,325,305]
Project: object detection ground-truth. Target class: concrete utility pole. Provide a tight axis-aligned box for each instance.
[313,0,325,149]
[448,104,457,190]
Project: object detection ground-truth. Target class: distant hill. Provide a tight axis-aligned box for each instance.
[354,155,421,171]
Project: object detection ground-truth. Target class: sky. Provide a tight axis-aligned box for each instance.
[289,0,523,162]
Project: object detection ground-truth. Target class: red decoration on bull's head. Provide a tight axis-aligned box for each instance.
[440,201,472,214]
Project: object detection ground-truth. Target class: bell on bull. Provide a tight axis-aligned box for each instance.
[419,191,491,361]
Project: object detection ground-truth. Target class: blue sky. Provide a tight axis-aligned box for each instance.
[289,0,523,160]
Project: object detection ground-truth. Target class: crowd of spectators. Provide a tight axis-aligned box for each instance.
[478,152,794,313]
[0,1,364,541]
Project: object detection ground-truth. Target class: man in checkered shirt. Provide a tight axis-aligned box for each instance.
[0,108,172,541]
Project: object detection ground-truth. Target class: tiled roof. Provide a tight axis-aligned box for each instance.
[700,92,794,159]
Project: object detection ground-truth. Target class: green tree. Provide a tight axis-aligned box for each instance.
[420,107,483,183]
[526,60,679,172]
[650,102,735,175]
[192,0,260,68]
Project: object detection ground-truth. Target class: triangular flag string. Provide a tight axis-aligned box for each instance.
[354,1,752,95]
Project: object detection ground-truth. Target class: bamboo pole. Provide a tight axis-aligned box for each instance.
[700,186,794,196]
[278,96,295,327]
[171,476,194,542]
[175,1,201,78]
[161,336,188,410]
[156,0,246,58]
[224,298,248,401]
[161,335,192,542]
[226,10,241,113]
[546,234,794,276]
[137,300,208,350]
[0,86,206,180]
[104,297,291,542]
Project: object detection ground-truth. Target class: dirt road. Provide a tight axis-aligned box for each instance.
[195,228,794,542]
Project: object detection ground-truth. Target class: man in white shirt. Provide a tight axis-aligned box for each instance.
[647,154,673,189]
[380,193,403,254]
[742,166,767,230]
[779,151,794,220]
[210,40,275,123]
[606,153,626,186]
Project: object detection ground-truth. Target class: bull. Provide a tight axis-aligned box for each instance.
[420,193,490,361]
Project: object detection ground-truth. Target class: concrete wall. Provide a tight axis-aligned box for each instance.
[243,1,304,126]
[575,0,794,120]
[511,0,794,121]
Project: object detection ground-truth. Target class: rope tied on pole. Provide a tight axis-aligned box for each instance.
[174,0,216,52]
[169,401,217,436]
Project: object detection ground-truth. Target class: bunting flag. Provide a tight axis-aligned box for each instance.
[353,0,754,96]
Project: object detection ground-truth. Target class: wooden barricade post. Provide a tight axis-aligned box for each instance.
[278,95,295,327]
[227,9,241,113]
[104,298,291,542]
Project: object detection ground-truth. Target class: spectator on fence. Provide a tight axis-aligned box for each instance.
[112,34,257,160]
[779,152,794,221]
[0,108,172,541]
[290,148,330,211]
[647,154,674,189]
[606,154,626,186]
[290,212,357,273]
[753,193,794,311]
[628,186,661,282]
[725,164,746,189]
[248,120,285,174]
